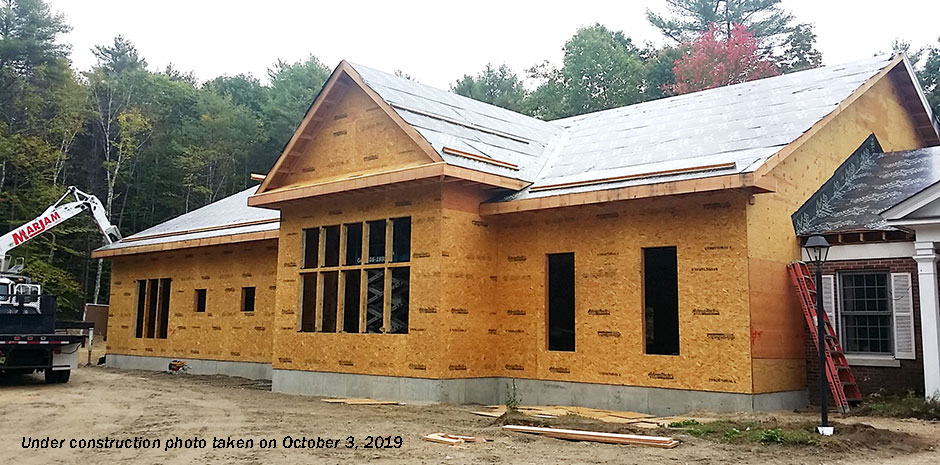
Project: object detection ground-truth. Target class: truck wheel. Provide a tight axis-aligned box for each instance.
[44,369,70,384]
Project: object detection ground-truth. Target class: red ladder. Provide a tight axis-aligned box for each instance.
[787,261,863,413]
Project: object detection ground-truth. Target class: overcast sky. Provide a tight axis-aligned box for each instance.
[48,0,940,89]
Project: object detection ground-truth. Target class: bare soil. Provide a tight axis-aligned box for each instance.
[1,367,938,464]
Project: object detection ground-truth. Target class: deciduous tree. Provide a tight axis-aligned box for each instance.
[670,23,778,95]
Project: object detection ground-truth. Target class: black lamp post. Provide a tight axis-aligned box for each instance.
[804,235,831,434]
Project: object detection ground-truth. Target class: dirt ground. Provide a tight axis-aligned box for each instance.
[1,367,938,464]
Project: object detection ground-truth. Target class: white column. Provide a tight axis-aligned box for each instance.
[913,241,940,398]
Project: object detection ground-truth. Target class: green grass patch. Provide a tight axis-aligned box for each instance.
[853,394,940,421]
[678,420,821,446]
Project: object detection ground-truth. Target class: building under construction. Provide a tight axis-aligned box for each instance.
[93,54,940,414]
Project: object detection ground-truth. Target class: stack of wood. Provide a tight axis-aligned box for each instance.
[503,425,679,448]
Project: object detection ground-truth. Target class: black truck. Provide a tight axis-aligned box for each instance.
[0,274,86,383]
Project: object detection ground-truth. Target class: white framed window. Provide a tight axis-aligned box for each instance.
[821,271,916,365]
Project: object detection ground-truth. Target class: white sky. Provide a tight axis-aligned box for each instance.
[48,0,940,89]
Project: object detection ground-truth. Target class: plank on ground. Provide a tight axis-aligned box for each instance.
[503,425,679,449]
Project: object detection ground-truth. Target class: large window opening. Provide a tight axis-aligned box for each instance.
[390,267,409,333]
[367,220,386,264]
[320,271,338,333]
[343,270,361,332]
[547,253,575,352]
[135,278,169,339]
[303,228,319,268]
[324,225,340,267]
[157,278,171,339]
[644,247,679,355]
[145,279,158,338]
[300,217,411,335]
[135,280,146,338]
[300,273,317,332]
[345,223,363,266]
[366,269,385,333]
[391,217,411,263]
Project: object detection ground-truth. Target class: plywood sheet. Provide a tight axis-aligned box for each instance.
[106,240,278,363]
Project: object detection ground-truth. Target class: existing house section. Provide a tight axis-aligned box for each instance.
[96,53,939,414]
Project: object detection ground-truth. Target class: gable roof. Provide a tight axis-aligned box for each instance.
[793,137,940,235]
[254,53,937,210]
[92,186,279,257]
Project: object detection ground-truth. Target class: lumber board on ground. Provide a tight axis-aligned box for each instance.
[422,433,463,445]
[321,397,400,405]
[503,425,679,448]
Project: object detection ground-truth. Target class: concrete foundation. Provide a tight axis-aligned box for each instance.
[105,355,806,414]
[106,354,272,380]
[272,369,808,415]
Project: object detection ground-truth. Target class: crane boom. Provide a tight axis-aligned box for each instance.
[0,186,121,273]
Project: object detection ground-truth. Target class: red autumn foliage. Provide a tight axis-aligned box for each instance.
[670,23,779,95]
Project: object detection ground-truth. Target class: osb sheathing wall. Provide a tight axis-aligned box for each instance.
[488,191,754,393]
[106,240,278,363]
[270,183,446,376]
[746,73,926,393]
[265,83,433,191]
[271,182,755,394]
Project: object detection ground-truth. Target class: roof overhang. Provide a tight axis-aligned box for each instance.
[479,171,775,215]
[249,162,527,208]
[91,227,278,259]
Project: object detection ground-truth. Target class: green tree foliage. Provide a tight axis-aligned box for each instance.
[451,63,527,112]
[646,0,822,73]
[647,0,794,44]
[0,1,336,312]
[894,38,940,114]
[0,0,86,309]
[262,56,330,157]
[524,24,647,119]
[923,41,939,113]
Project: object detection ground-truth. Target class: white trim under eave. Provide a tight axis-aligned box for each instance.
[882,179,940,220]
[803,241,914,261]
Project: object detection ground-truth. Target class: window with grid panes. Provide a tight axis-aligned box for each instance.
[299,218,410,334]
[839,272,892,354]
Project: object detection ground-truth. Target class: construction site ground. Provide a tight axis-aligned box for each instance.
[1,366,937,464]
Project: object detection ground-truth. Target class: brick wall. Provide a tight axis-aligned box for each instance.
[805,256,925,404]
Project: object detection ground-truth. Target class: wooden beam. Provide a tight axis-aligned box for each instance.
[529,162,736,193]
[502,425,679,448]
[442,146,520,170]
[249,162,527,207]
[480,172,770,215]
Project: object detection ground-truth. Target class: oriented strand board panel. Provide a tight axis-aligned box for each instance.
[271,183,448,377]
[490,191,754,393]
[438,183,501,378]
[746,74,926,392]
[752,358,806,393]
[105,240,278,363]
[265,83,434,191]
